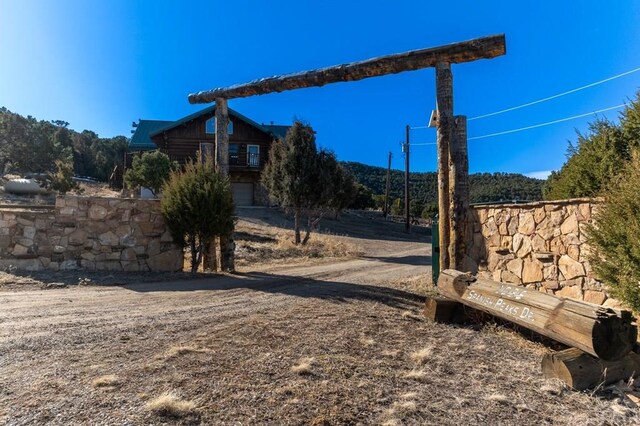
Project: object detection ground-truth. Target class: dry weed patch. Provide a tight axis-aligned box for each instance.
[145,391,197,417]
[91,375,119,388]
[235,220,362,267]
[410,347,433,365]
[392,400,417,413]
[402,370,428,381]
[485,393,509,404]
[291,357,315,375]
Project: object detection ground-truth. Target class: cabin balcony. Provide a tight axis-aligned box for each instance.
[229,152,261,170]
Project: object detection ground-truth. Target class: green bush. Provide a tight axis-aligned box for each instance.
[161,157,235,272]
[125,151,177,197]
[47,158,82,194]
[586,152,640,311]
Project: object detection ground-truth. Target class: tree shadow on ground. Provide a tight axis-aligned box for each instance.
[362,254,431,266]
[117,271,425,310]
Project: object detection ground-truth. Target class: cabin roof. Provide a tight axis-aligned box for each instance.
[129,120,173,151]
[129,105,289,151]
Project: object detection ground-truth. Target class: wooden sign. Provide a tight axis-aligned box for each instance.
[438,269,637,361]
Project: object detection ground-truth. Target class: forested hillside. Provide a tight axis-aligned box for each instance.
[0,107,128,181]
[342,161,544,204]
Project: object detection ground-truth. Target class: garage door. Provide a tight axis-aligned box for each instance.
[231,182,254,206]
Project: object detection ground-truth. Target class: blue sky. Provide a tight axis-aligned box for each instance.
[1,1,639,177]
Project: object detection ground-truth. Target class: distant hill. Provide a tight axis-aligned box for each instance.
[341,161,544,205]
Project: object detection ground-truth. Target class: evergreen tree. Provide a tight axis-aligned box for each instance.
[587,152,640,311]
[544,95,640,200]
[161,156,235,273]
[262,121,355,244]
[124,150,177,197]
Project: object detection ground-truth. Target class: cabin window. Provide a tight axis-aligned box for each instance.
[205,118,233,135]
[229,143,240,165]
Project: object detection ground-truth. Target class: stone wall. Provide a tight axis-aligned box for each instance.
[465,198,615,307]
[0,196,182,272]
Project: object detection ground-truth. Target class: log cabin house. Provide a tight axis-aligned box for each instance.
[128,105,288,206]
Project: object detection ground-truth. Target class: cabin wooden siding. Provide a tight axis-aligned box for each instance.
[150,111,274,172]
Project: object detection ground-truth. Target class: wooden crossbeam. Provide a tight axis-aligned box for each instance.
[188,34,506,102]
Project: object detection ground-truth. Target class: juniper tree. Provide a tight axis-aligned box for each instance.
[262,121,356,244]
[161,156,235,272]
[586,152,640,311]
[124,150,177,197]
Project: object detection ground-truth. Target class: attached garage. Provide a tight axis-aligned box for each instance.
[231,182,254,206]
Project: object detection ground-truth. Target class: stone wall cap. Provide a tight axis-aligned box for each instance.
[471,197,603,210]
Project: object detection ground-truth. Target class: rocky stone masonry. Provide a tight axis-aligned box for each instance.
[0,196,183,272]
[465,198,617,307]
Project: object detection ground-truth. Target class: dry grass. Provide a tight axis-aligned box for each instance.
[540,380,565,396]
[91,375,119,388]
[391,273,435,296]
[235,221,362,268]
[291,357,315,375]
[392,400,418,413]
[410,347,433,365]
[163,345,210,359]
[382,349,401,358]
[145,391,197,417]
[360,337,376,346]
[401,310,423,321]
[485,393,509,404]
[402,369,428,381]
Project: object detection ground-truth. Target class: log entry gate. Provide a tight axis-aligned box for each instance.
[188,34,506,270]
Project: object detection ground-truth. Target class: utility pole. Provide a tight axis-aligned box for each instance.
[404,124,410,233]
[384,152,392,218]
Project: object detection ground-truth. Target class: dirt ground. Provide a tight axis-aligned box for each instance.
[0,209,638,425]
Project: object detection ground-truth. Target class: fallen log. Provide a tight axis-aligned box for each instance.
[438,269,637,361]
[542,348,640,390]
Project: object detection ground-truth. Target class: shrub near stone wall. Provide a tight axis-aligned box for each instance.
[0,196,183,272]
[466,198,615,307]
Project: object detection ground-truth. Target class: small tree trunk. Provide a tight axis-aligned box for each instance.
[302,217,312,245]
[294,208,301,245]
[302,214,324,245]
[220,233,235,272]
[202,237,218,272]
[190,239,198,273]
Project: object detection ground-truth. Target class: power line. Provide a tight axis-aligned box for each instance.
[468,66,640,121]
[408,103,626,145]
[468,104,625,141]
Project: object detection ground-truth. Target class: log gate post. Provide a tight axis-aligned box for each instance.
[215,98,235,272]
[450,115,469,270]
[436,62,453,271]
